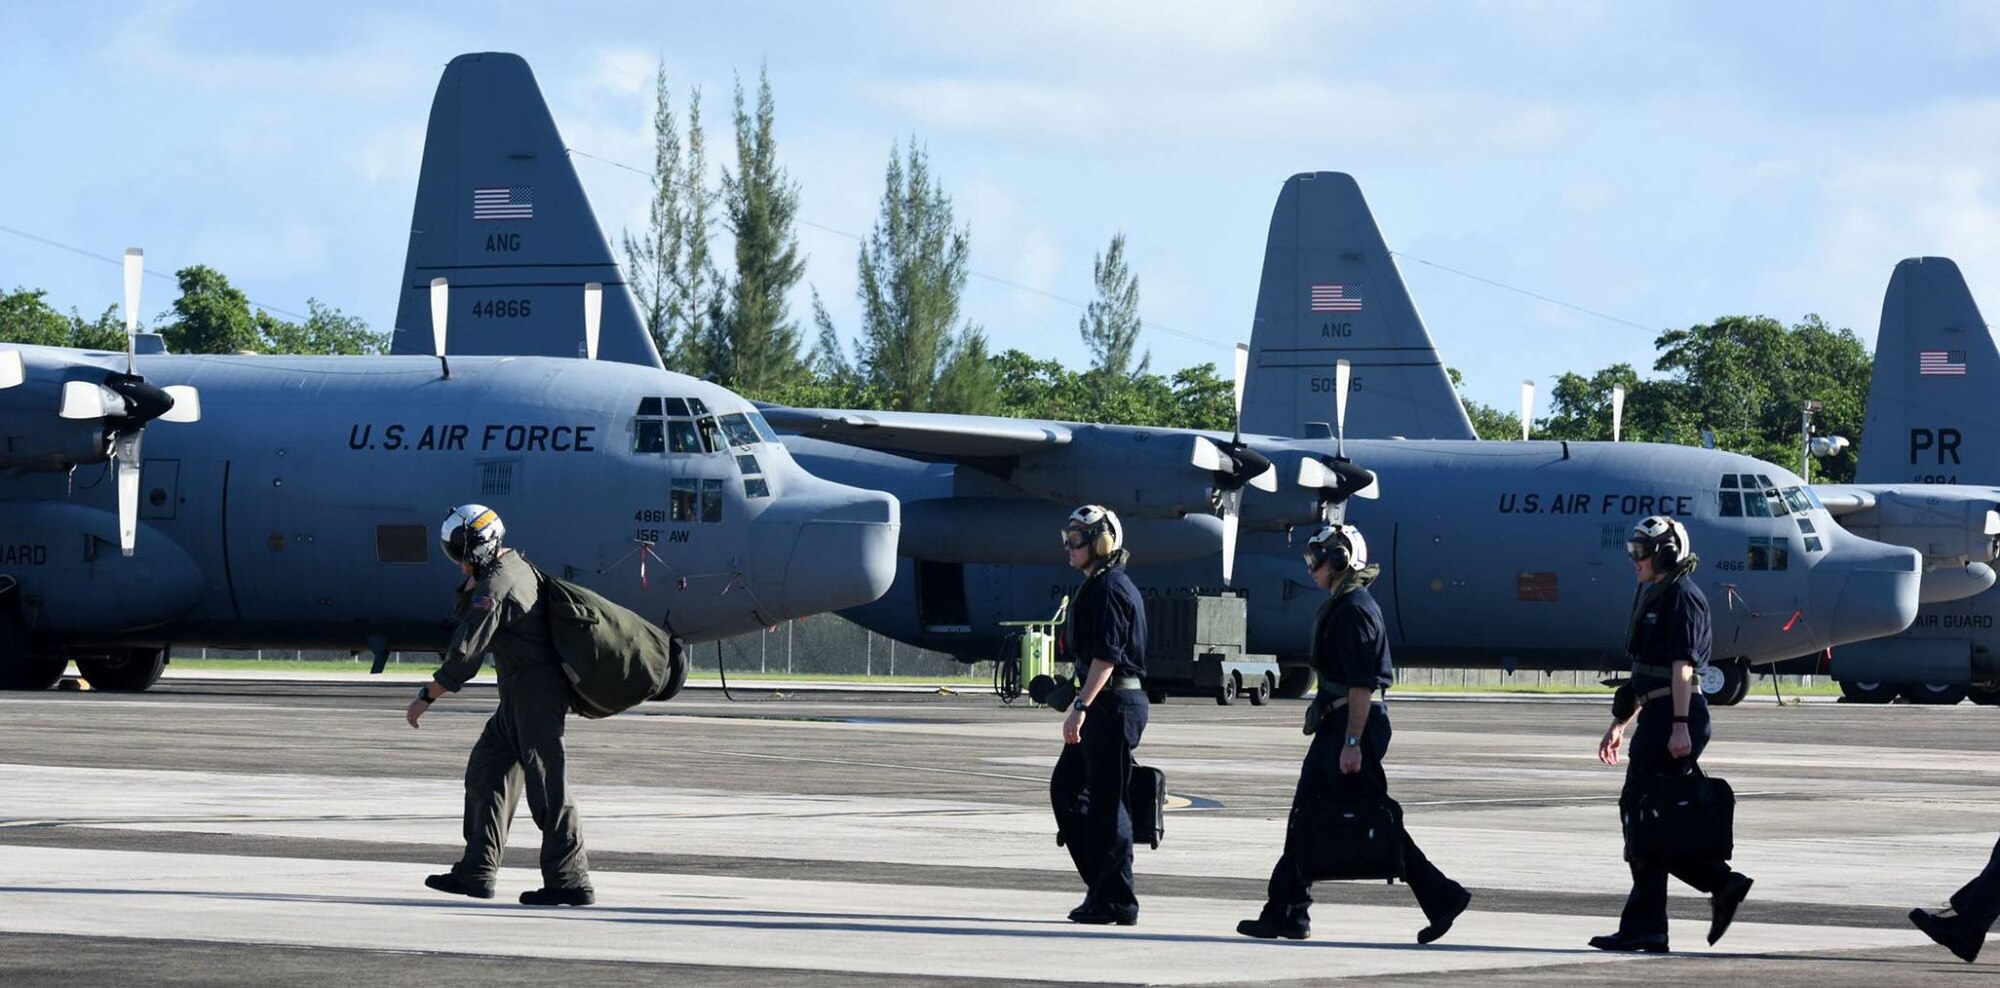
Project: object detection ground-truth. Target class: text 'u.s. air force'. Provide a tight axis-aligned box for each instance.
[346,423,598,453]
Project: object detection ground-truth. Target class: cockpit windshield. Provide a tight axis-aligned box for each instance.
[631,397,776,456]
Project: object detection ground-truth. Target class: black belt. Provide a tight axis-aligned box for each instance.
[1630,662,1693,681]
[1110,675,1143,691]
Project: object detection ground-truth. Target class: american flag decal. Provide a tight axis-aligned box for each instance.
[1919,350,1967,376]
[1310,283,1362,312]
[473,186,534,221]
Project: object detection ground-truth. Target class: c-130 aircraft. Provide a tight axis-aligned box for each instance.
[460,87,1923,703]
[0,52,899,692]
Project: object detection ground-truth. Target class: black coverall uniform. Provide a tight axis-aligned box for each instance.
[1049,559,1149,917]
[1258,584,1464,927]
[433,551,590,891]
[1932,836,2000,943]
[1616,575,1728,937]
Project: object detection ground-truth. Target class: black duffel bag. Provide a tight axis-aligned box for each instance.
[1621,759,1734,861]
[1291,787,1406,882]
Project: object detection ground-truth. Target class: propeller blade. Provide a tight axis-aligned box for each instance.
[429,277,449,357]
[1611,384,1625,442]
[1191,436,1226,473]
[1232,342,1249,430]
[1519,379,1534,441]
[1335,358,1351,458]
[1220,505,1240,586]
[114,432,142,556]
[1296,457,1330,489]
[1247,462,1278,493]
[1352,469,1381,500]
[123,248,143,374]
[1985,508,2000,537]
[583,282,603,361]
[0,351,22,389]
[160,384,201,423]
[60,380,112,419]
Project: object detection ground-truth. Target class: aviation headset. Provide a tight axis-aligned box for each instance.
[1304,523,1368,573]
[1065,504,1124,558]
[1627,515,1690,566]
[441,503,507,570]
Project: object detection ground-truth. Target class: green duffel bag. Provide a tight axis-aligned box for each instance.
[534,567,674,718]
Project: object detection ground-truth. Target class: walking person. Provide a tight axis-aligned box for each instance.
[408,504,594,906]
[1590,516,1752,952]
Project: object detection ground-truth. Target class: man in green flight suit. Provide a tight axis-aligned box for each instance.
[407,503,593,906]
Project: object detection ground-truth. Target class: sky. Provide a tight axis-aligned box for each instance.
[4,1,2000,414]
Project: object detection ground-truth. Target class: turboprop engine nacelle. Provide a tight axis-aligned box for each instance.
[1836,489,2000,565]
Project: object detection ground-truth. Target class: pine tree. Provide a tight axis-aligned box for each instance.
[712,64,805,393]
[620,63,685,363]
[1079,232,1148,378]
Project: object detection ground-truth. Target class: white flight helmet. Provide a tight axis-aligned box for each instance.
[441,503,506,570]
[1304,523,1368,572]
[1063,504,1124,558]
[1627,515,1690,565]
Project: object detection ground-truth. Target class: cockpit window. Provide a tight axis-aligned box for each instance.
[1743,490,1772,517]
[637,396,662,416]
[718,413,760,448]
[663,397,690,417]
[1781,487,1812,514]
[687,397,709,416]
[698,416,725,452]
[748,411,781,443]
[1718,491,1742,517]
[668,419,702,453]
[1720,474,1739,489]
[634,419,665,454]
[700,478,724,522]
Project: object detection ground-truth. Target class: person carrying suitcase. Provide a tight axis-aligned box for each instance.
[1238,523,1469,943]
[1049,504,1150,926]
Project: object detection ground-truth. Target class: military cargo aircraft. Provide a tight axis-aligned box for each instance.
[1811,257,2000,705]
[0,52,899,693]
[759,176,1930,702]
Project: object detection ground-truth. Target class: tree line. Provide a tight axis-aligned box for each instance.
[0,60,1875,480]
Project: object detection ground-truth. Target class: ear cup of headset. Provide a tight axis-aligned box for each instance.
[1093,531,1115,557]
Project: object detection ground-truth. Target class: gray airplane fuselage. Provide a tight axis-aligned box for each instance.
[789,431,1918,672]
[0,347,898,654]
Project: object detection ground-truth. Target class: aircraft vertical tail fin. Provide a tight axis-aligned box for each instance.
[1858,257,2000,483]
[1239,172,1475,440]
[390,52,661,368]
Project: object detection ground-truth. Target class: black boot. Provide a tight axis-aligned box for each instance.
[1909,907,1983,963]
[1708,873,1753,945]
[423,872,494,900]
[1418,884,1472,944]
[1236,916,1310,940]
[520,885,595,906]
[1588,931,1669,953]
[1068,902,1137,926]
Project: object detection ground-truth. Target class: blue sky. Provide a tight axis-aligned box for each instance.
[4,1,1999,414]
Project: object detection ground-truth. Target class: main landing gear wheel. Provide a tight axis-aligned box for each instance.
[1900,682,1968,706]
[1839,679,1900,704]
[1146,688,1168,704]
[76,649,166,692]
[1275,666,1315,700]
[1969,684,2000,707]
[1216,672,1239,706]
[1700,659,1750,706]
[1247,672,1274,706]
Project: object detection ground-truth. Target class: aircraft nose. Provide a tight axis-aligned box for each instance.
[1809,532,1922,646]
[756,480,900,620]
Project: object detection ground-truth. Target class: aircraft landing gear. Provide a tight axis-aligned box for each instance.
[0,581,63,691]
[76,649,167,692]
[1275,666,1315,700]
[1838,679,1899,704]
[1899,682,1968,706]
[1970,683,2000,707]
[1700,658,1750,706]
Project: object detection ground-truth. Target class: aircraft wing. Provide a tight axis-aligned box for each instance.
[1811,484,1875,516]
[761,406,1073,459]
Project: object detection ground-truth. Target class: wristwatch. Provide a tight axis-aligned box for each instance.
[1071,697,1087,712]
[1344,734,1362,748]
[415,685,434,705]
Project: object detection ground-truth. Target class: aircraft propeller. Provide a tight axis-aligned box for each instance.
[54,248,201,557]
[1191,343,1278,585]
[1296,358,1380,530]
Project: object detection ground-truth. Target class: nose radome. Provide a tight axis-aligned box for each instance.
[1811,532,1921,647]
[759,482,900,620]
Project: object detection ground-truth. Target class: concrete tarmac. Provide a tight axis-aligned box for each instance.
[0,679,1992,985]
